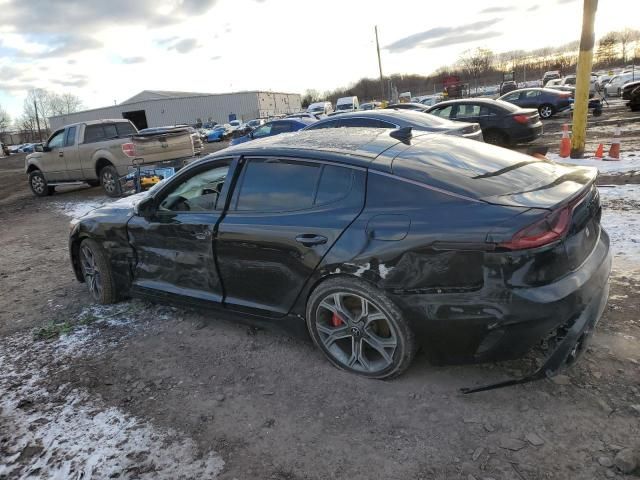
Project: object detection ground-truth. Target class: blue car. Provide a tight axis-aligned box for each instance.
[206,125,230,142]
[230,118,315,146]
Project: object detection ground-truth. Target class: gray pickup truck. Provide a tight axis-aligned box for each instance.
[26,119,195,197]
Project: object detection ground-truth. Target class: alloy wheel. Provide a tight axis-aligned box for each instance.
[539,106,553,118]
[80,245,103,301]
[315,292,397,373]
[102,170,116,193]
[31,175,45,194]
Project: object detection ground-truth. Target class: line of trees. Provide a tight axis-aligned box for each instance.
[302,28,640,106]
[17,89,84,140]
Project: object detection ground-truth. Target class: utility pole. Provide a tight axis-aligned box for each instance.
[570,0,598,158]
[375,26,385,101]
[33,98,42,143]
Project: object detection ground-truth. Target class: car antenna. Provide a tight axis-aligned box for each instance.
[390,126,413,142]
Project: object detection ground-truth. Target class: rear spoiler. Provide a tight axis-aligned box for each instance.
[132,127,192,140]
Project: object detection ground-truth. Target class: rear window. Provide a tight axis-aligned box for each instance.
[116,122,136,136]
[84,125,106,143]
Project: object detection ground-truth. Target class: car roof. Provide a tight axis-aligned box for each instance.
[387,102,425,108]
[62,119,131,129]
[270,117,316,125]
[210,128,433,169]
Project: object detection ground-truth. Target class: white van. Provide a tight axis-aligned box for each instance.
[335,96,359,112]
[307,101,333,116]
[606,72,635,96]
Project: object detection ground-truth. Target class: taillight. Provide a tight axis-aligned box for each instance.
[122,143,136,157]
[559,92,571,98]
[512,114,529,124]
[499,205,571,250]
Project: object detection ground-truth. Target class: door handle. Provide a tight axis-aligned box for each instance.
[58,151,64,157]
[295,234,327,247]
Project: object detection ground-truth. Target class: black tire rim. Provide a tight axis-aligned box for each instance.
[539,106,553,118]
[315,292,397,373]
[31,174,45,194]
[102,169,116,193]
[80,245,102,300]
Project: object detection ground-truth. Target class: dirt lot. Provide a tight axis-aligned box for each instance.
[1,107,640,480]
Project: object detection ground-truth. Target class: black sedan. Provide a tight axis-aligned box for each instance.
[69,129,611,384]
[628,85,640,111]
[425,98,543,146]
[498,88,572,119]
[384,102,429,111]
[302,109,483,142]
[622,80,640,100]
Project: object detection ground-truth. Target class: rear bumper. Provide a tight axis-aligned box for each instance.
[391,229,612,366]
[510,123,543,143]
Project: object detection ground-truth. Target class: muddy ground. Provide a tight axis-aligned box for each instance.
[1,104,640,480]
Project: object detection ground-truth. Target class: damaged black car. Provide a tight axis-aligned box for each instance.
[69,128,611,386]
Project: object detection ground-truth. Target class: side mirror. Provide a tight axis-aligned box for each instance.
[135,196,156,217]
[35,144,44,152]
[42,145,51,152]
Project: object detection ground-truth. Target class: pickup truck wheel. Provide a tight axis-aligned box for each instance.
[29,171,53,197]
[100,165,122,197]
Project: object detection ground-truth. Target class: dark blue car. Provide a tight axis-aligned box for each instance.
[230,118,315,146]
[498,88,572,119]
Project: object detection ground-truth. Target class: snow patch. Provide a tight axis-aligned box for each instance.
[353,263,371,277]
[545,152,640,174]
[51,199,112,220]
[378,264,393,279]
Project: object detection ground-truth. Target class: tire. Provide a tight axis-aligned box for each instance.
[538,104,555,119]
[78,238,118,304]
[306,277,417,379]
[483,130,508,146]
[99,165,122,197]
[28,170,53,197]
[87,180,101,187]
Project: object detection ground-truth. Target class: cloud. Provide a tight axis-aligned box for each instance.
[179,0,219,14]
[556,0,577,3]
[423,31,502,48]
[527,5,540,11]
[169,38,199,54]
[50,76,90,88]
[0,66,21,81]
[385,19,502,53]
[211,55,222,61]
[122,56,146,64]
[34,35,103,58]
[479,6,515,13]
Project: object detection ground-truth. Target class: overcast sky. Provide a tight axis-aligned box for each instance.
[0,0,635,119]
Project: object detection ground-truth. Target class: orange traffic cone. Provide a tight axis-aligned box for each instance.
[608,125,621,160]
[595,143,604,159]
[559,124,571,158]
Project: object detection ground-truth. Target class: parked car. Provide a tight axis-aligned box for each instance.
[595,74,613,91]
[605,73,636,97]
[26,119,195,197]
[628,85,640,112]
[621,80,640,100]
[499,81,518,95]
[545,78,562,88]
[425,99,542,146]
[360,101,382,110]
[307,101,333,115]
[335,96,359,112]
[19,143,36,153]
[286,112,322,120]
[498,88,572,119]
[419,95,444,106]
[139,125,203,155]
[69,128,611,382]
[229,118,315,145]
[542,70,561,85]
[8,144,22,154]
[206,125,231,142]
[303,109,483,142]
[385,102,428,111]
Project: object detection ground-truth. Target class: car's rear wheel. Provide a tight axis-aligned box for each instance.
[29,170,53,197]
[100,165,122,197]
[483,130,508,146]
[79,239,117,304]
[538,104,555,119]
[306,277,416,379]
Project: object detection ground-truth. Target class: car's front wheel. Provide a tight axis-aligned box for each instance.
[100,165,122,197]
[306,277,417,379]
[79,239,117,304]
[28,170,54,197]
[538,104,555,119]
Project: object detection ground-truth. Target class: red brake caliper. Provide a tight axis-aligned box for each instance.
[331,313,343,327]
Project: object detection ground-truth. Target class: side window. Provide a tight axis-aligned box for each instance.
[270,122,292,135]
[252,123,273,138]
[116,122,136,137]
[339,118,394,128]
[103,124,118,139]
[159,163,229,212]
[315,165,353,205]
[235,159,321,212]
[502,92,519,102]
[84,125,105,143]
[305,119,340,130]
[479,106,498,117]
[48,130,65,148]
[454,104,480,118]
[430,106,453,118]
[65,126,77,147]
[524,90,540,99]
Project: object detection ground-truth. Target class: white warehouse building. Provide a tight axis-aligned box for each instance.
[48,90,302,131]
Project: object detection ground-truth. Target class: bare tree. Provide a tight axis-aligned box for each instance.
[459,48,494,93]
[596,32,619,66]
[0,104,10,132]
[618,28,640,63]
[49,92,84,116]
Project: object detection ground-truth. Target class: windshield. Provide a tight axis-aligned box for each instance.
[336,103,354,111]
[308,106,324,112]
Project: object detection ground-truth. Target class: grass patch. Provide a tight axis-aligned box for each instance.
[33,321,75,340]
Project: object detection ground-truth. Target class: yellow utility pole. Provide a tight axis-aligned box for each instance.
[570,0,598,158]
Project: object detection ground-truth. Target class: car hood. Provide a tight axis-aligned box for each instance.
[79,191,150,221]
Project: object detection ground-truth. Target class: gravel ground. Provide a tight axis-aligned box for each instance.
[1,113,640,479]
